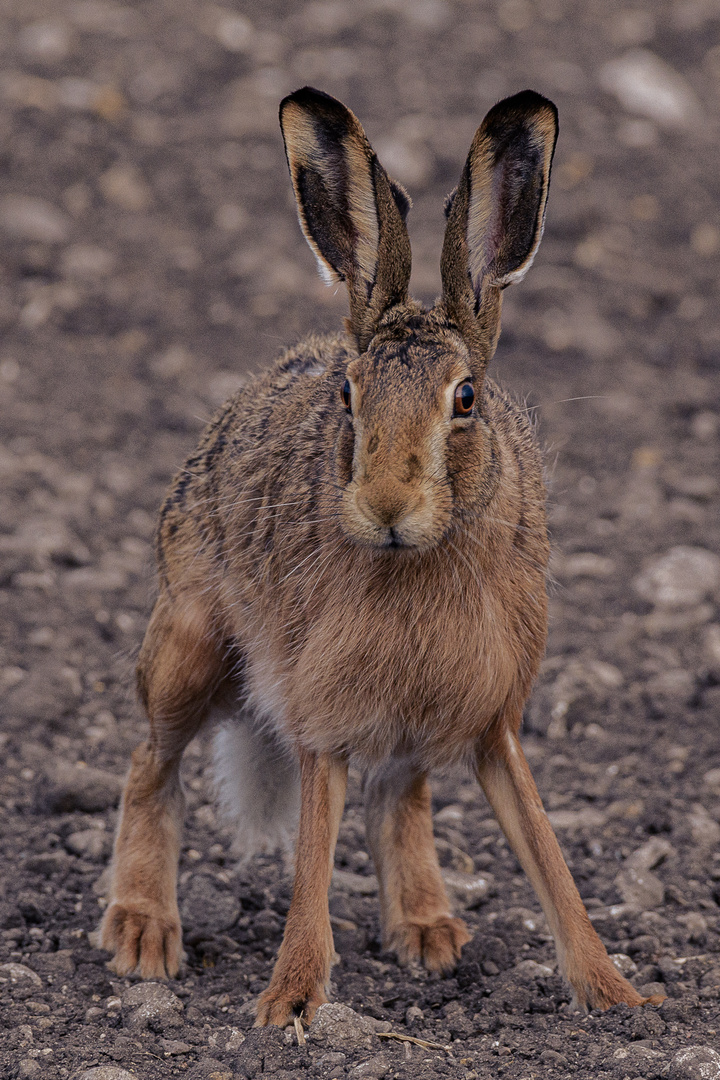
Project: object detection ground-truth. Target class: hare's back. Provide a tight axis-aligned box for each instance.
[154,334,350,585]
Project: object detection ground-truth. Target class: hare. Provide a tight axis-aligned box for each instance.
[98,87,663,1026]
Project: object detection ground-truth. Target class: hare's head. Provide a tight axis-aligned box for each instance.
[280,88,558,551]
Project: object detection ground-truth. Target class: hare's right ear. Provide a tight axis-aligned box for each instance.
[280,87,412,352]
[441,90,558,360]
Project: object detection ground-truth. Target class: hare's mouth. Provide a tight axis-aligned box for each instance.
[341,487,446,551]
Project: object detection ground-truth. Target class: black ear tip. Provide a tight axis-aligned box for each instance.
[489,89,558,129]
[279,86,347,122]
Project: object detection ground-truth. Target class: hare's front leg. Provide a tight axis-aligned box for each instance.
[256,749,348,1027]
[365,762,470,973]
[99,596,225,979]
[476,725,665,1009]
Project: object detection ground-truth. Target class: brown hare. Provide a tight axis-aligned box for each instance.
[98,87,663,1026]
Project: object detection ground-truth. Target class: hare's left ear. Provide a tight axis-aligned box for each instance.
[441,90,558,356]
[280,87,412,352]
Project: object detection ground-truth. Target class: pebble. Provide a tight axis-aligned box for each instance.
[441,869,493,908]
[310,1002,387,1051]
[546,807,607,831]
[687,808,720,848]
[0,194,71,243]
[180,876,241,935]
[556,552,615,578]
[0,962,42,987]
[634,547,720,608]
[626,836,674,872]
[99,163,152,212]
[18,1062,42,1080]
[18,21,73,62]
[703,766,720,794]
[349,1053,390,1079]
[669,1046,720,1080]
[121,983,184,1032]
[645,668,696,705]
[42,761,123,813]
[599,49,701,128]
[610,953,638,976]
[615,865,665,908]
[77,1070,139,1080]
[332,869,378,894]
[65,829,109,860]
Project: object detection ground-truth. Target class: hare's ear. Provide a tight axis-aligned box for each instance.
[441,90,557,353]
[280,87,412,351]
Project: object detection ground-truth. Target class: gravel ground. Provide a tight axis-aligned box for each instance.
[1,1,720,1078]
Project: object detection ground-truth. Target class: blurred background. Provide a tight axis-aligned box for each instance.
[2,4,720,1075]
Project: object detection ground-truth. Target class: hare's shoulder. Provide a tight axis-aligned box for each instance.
[154,335,351,571]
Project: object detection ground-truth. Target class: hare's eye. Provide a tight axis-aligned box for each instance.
[453,381,474,416]
[341,379,352,413]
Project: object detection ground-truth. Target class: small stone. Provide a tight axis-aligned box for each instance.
[626,837,674,872]
[634,547,720,608]
[557,553,615,578]
[688,809,720,847]
[77,1070,139,1080]
[23,851,72,876]
[0,195,71,242]
[615,865,665,908]
[18,21,73,62]
[65,829,109,860]
[350,1053,390,1078]
[546,807,607,831]
[159,1039,193,1055]
[611,953,638,977]
[180,876,240,935]
[18,1061,42,1080]
[332,869,378,894]
[405,1005,423,1026]
[703,766,720,794]
[646,669,696,704]
[316,1051,347,1069]
[121,983,184,1032]
[99,163,152,212]
[233,1027,285,1077]
[0,963,42,987]
[309,1002,379,1051]
[513,959,555,979]
[676,912,708,943]
[669,1045,720,1080]
[441,869,493,908]
[42,761,123,813]
[599,49,701,128]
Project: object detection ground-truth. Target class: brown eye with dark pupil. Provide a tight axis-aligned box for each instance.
[341,379,352,413]
[454,381,474,416]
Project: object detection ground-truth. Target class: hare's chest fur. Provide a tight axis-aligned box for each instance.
[235,547,544,767]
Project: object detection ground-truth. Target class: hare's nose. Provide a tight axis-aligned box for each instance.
[355,483,422,529]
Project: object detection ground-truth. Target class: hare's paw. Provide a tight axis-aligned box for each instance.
[99,902,184,979]
[255,977,328,1028]
[570,963,664,1011]
[390,916,471,973]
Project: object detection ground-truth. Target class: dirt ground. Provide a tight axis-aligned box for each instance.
[2,1,720,1078]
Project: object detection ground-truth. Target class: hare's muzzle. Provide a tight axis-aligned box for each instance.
[345,480,440,549]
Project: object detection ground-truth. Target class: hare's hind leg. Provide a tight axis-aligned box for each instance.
[476,724,664,1009]
[99,594,227,979]
[365,761,470,973]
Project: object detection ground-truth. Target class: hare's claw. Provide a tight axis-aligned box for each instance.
[99,901,184,979]
[389,915,471,973]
